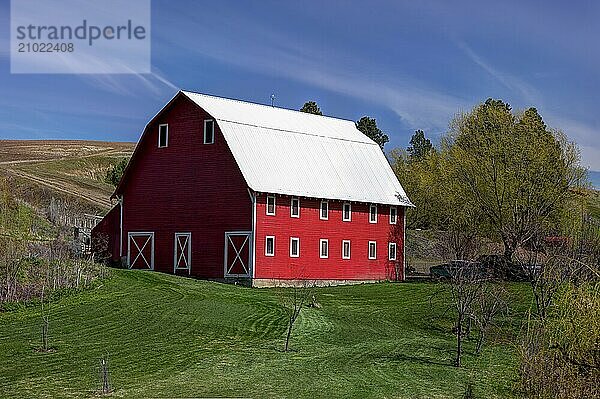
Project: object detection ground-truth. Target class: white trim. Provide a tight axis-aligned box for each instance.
[388,242,397,261]
[319,239,329,258]
[290,197,300,218]
[174,232,192,273]
[224,231,252,278]
[266,195,276,216]
[320,200,329,220]
[127,232,155,270]
[368,241,377,260]
[289,237,300,258]
[342,202,351,222]
[369,204,378,224]
[403,210,406,281]
[203,119,215,144]
[342,240,351,259]
[389,206,397,225]
[265,235,275,256]
[251,192,257,279]
[158,124,168,148]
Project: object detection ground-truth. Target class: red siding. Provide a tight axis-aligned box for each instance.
[118,96,252,278]
[91,204,120,262]
[254,193,405,281]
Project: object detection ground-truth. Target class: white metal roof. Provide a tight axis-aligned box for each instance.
[181,91,413,206]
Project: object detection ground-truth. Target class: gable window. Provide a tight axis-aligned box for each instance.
[204,119,215,144]
[158,124,168,148]
[320,239,329,258]
[320,200,329,220]
[368,241,377,259]
[388,242,397,261]
[342,202,351,221]
[291,197,300,218]
[390,206,397,225]
[369,204,378,223]
[342,240,351,259]
[266,195,276,216]
[290,237,300,257]
[265,236,275,256]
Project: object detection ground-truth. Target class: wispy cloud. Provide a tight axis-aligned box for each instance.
[457,41,542,105]
[159,15,467,134]
[546,115,600,171]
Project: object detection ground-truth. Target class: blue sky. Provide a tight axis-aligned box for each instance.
[1,0,599,174]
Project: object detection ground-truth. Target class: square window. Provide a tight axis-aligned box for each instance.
[291,197,300,218]
[343,202,351,221]
[368,241,377,259]
[320,239,329,258]
[320,200,329,220]
[342,240,351,259]
[390,207,397,224]
[389,242,397,261]
[158,124,168,148]
[204,119,214,144]
[266,195,276,216]
[265,236,275,256]
[369,204,378,223]
[290,237,300,257]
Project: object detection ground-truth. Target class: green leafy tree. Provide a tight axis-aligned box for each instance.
[299,101,322,115]
[445,99,583,260]
[407,130,434,160]
[356,116,389,150]
[105,158,129,186]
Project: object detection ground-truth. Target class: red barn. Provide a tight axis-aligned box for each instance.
[92,91,413,286]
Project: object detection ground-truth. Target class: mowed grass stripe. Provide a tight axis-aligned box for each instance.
[0,269,528,398]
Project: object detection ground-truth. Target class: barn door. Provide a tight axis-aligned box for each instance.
[127,232,154,270]
[224,231,252,277]
[174,232,191,274]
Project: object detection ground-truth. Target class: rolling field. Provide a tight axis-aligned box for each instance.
[0,140,134,212]
[0,270,531,398]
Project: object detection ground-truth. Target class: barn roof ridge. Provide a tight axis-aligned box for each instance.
[180,89,356,124]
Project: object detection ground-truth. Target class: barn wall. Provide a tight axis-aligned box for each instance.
[119,96,252,278]
[254,194,405,281]
[91,203,120,262]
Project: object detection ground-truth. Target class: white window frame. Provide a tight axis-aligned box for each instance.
[342,202,352,222]
[388,242,397,261]
[173,232,191,273]
[319,239,329,259]
[390,206,397,225]
[342,240,351,260]
[203,119,215,144]
[320,200,329,220]
[266,195,276,216]
[265,235,275,257]
[290,197,300,218]
[368,241,377,260]
[369,204,378,224]
[158,124,168,148]
[289,237,300,258]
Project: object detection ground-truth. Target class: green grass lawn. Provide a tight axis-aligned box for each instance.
[0,270,531,398]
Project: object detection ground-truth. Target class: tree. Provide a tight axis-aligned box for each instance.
[278,280,315,352]
[105,158,129,186]
[356,116,389,150]
[445,99,583,261]
[407,130,433,160]
[299,101,322,115]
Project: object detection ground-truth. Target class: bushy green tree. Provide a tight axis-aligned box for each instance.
[356,116,389,150]
[407,130,434,160]
[105,158,129,186]
[299,101,322,115]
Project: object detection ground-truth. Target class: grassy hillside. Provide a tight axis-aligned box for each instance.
[0,140,134,213]
[0,270,531,398]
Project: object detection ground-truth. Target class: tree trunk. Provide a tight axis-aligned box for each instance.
[284,317,293,352]
[455,314,463,367]
[476,331,485,355]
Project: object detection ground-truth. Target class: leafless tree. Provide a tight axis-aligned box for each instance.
[472,282,508,354]
[278,280,315,352]
[98,354,111,395]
